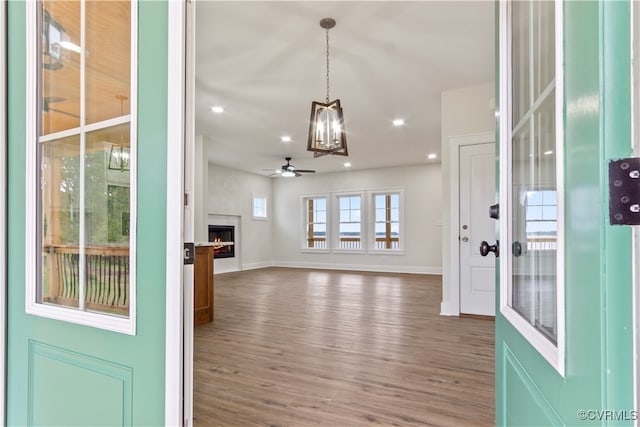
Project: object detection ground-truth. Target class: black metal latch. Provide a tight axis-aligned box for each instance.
[184,242,195,265]
[609,158,640,225]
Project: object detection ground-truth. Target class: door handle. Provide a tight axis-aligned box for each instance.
[480,240,499,257]
[489,203,499,219]
[512,241,522,257]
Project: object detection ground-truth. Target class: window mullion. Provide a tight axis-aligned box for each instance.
[78,0,87,311]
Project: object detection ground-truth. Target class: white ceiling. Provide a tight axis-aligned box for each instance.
[195,1,494,176]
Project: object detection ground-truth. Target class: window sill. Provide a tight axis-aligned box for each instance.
[300,248,331,254]
[368,249,405,256]
[332,248,366,254]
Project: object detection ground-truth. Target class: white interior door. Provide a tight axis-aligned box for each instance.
[459,142,496,316]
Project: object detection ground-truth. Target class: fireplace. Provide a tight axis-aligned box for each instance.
[208,225,235,258]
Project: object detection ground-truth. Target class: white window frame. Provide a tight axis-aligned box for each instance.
[300,194,330,253]
[368,189,405,254]
[24,1,138,335]
[333,191,366,253]
[251,193,268,220]
[499,0,565,376]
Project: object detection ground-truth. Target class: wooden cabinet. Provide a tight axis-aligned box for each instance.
[194,245,214,326]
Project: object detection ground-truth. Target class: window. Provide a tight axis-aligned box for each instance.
[252,194,267,220]
[524,190,557,251]
[337,195,362,250]
[304,197,327,249]
[372,192,401,250]
[26,0,136,333]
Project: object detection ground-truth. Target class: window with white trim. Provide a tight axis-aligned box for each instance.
[26,0,136,333]
[252,194,267,220]
[372,192,402,251]
[336,194,362,250]
[303,196,327,249]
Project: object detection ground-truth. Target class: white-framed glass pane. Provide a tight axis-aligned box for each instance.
[512,0,531,126]
[338,195,361,249]
[509,2,557,344]
[252,195,267,218]
[304,197,327,249]
[41,135,81,309]
[86,1,131,124]
[42,1,81,135]
[35,0,134,323]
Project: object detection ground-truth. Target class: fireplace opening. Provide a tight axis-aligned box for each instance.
[208,225,235,259]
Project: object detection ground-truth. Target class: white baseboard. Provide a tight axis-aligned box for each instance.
[440,301,460,316]
[273,261,442,275]
[241,261,273,271]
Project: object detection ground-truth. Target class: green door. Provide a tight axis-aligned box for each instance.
[495,1,635,425]
[6,1,172,425]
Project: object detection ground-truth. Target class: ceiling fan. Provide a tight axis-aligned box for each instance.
[269,157,316,177]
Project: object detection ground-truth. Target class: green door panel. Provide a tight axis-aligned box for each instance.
[7,1,170,425]
[496,1,634,425]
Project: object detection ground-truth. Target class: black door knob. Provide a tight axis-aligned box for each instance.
[512,241,522,257]
[480,240,499,257]
[489,203,499,220]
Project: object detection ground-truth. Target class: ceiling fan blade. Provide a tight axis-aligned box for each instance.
[295,169,316,173]
[294,172,302,177]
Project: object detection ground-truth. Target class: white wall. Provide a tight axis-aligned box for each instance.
[208,163,274,271]
[440,82,496,314]
[272,164,442,274]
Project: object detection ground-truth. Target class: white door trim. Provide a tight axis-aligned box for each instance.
[1,1,7,423]
[182,0,196,424]
[165,0,186,425]
[441,131,494,316]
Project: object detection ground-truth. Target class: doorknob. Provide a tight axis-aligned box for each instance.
[512,241,522,257]
[480,240,499,257]
[489,203,499,219]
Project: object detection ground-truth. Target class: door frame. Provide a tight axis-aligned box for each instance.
[1,1,7,423]
[444,131,495,316]
[165,0,187,425]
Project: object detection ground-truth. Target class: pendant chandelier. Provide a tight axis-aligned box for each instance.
[307,18,348,157]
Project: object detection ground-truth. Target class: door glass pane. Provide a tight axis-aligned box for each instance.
[85,1,131,124]
[40,135,81,308]
[511,93,557,344]
[42,1,81,135]
[512,1,530,126]
[37,1,133,321]
[533,1,555,98]
[85,124,130,316]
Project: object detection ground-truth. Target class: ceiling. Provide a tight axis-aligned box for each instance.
[195,1,494,176]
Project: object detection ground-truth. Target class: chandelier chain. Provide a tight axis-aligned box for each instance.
[325,27,330,103]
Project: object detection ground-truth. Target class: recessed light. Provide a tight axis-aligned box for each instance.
[281,136,292,142]
[427,153,437,160]
[211,106,224,113]
[392,119,405,127]
[344,162,352,167]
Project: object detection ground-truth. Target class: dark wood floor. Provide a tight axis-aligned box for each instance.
[194,268,494,426]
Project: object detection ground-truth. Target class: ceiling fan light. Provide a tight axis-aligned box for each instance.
[281,171,296,178]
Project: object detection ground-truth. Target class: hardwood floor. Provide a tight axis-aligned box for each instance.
[194,268,494,427]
